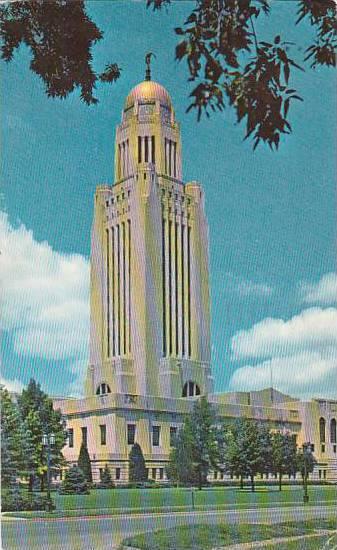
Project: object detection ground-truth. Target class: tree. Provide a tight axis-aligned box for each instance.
[1,1,335,149]
[129,443,147,483]
[100,464,114,489]
[166,421,198,486]
[223,418,272,491]
[271,431,297,491]
[18,379,67,491]
[78,442,93,483]
[59,465,89,495]
[0,387,25,485]
[167,398,219,489]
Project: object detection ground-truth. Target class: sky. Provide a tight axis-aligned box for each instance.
[1,0,336,400]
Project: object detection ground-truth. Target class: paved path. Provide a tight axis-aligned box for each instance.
[1,504,336,550]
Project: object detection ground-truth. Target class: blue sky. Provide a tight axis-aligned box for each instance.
[1,1,336,399]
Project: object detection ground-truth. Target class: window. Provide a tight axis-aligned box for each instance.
[182,381,201,398]
[319,417,326,443]
[321,444,325,453]
[127,424,136,445]
[99,468,104,480]
[68,428,74,448]
[323,470,326,479]
[115,467,121,480]
[311,444,315,452]
[330,418,336,444]
[100,425,106,446]
[152,426,161,447]
[152,468,156,479]
[319,469,322,479]
[334,445,336,454]
[170,426,177,447]
[81,427,87,447]
[214,471,218,480]
[159,468,164,480]
[96,383,111,396]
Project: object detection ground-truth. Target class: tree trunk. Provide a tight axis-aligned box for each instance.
[240,475,244,490]
[40,474,45,492]
[278,472,282,491]
[250,474,255,492]
[198,470,202,490]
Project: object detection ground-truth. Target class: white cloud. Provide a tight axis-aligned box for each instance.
[0,213,89,364]
[231,307,337,359]
[300,272,337,305]
[229,349,337,400]
[0,375,25,394]
[229,307,337,399]
[223,272,274,298]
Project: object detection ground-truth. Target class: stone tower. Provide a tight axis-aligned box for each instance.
[85,66,213,399]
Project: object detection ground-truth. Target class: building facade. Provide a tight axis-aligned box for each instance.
[54,72,337,484]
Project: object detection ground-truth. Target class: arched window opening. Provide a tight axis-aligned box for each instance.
[182,381,200,398]
[96,383,111,396]
[319,417,326,443]
[330,418,336,444]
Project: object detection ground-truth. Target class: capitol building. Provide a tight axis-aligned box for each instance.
[54,69,337,484]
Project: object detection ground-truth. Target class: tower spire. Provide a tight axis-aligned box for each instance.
[145,52,156,81]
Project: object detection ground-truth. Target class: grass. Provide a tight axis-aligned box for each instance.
[3,484,336,519]
[263,533,337,549]
[122,518,337,550]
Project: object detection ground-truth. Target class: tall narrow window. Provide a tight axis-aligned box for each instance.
[106,229,110,358]
[162,216,166,356]
[173,142,177,177]
[319,417,326,443]
[112,227,115,356]
[168,140,172,176]
[115,468,121,480]
[187,226,192,357]
[168,220,172,355]
[181,224,185,356]
[138,136,142,163]
[170,426,177,447]
[128,219,131,353]
[144,136,149,162]
[151,136,155,163]
[68,428,74,448]
[331,418,336,444]
[127,424,136,445]
[122,222,126,355]
[100,425,106,446]
[81,427,87,448]
[175,222,179,356]
[152,426,161,447]
[117,224,121,356]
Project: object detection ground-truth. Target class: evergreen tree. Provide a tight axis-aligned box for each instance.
[271,431,297,491]
[100,464,113,489]
[166,422,198,486]
[18,379,67,491]
[0,388,24,485]
[59,465,89,495]
[78,443,92,483]
[129,443,147,483]
[167,398,219,489]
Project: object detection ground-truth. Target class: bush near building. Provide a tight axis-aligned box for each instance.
[100,464,114,489]
[59,465,89,495]
[129,443,148,483]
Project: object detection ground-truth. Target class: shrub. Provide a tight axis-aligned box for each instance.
[1,484,52,511]
[100,464,114,489]
[129,443,147,482]
[78,443,92,483]
[59,465,89,495]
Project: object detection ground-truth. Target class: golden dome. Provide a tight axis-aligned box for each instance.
[124,80,172,110]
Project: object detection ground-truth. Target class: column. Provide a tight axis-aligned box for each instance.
[114,224,120,356]
[111,227,116,357]
[182,220,189,358]
[171,217,177,356]
[176,220,183,357]
[120,221,126,356]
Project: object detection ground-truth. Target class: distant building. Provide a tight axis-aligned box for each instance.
[54,70,337,484]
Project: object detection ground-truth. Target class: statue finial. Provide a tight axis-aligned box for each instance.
[145,52,156,81]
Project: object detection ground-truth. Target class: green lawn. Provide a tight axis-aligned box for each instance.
[52,484,336,511]
[122,519,337,550]
[3,485,336,518]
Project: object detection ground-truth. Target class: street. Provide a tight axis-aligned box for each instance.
[2,504,336,550]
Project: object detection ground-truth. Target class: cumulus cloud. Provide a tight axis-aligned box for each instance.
[229,349,337,399]
[300,272,337,305]
[0,212,89,364]
[229,307,337,399]
[231,307,337,359]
